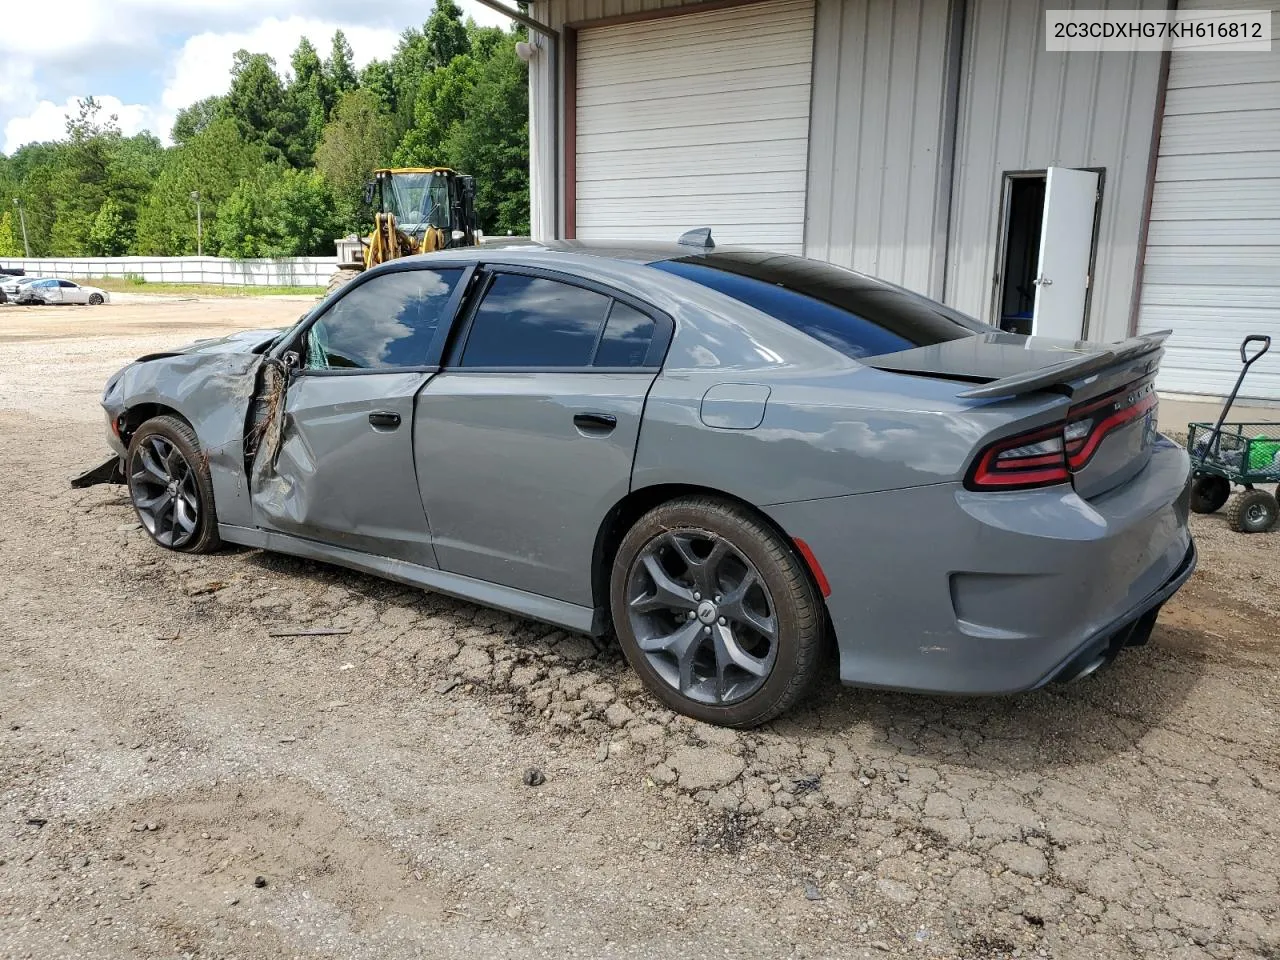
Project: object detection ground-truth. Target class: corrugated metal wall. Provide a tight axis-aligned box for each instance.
[804,0,959,298]
[1137,0,1280,400]
[944,0,1167,342]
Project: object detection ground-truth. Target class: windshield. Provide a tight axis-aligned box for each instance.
[383,172,450,240]
[652,252,991,361]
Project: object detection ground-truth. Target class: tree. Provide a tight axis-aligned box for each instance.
[427,0,471,67]
[288,38,331,162]
[49,98,121,255]
[359,59,397,115]
[316,89,395,231]
[214,166,338,258]
[172,96,224,146]
[133,117,266,255]
[0,211,21,257]
[223,50,306,165]
[88,197,130,256]
[325,30,358,98]
[394,34,530,235]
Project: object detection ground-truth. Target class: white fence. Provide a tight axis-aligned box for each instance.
[0,255,339,287]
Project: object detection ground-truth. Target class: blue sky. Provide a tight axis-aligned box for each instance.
[0,1,511,154]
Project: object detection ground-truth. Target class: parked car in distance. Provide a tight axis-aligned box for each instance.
[16,278,109,305]
[83,237,1195,727]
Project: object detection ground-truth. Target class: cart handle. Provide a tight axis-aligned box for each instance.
[1200,335,1273,467]
[1241,335,1270,366]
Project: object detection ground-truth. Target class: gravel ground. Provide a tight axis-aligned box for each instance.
[1,298,1278,960]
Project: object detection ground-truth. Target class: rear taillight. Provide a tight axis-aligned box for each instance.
[967,379,1157,491]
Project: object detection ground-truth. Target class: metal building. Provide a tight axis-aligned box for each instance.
[515,0,1280,399]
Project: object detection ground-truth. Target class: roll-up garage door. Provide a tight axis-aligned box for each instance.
[574,0,815,254]
[1137,1,1280,399]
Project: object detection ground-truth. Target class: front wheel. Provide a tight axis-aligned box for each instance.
[1227,488,1278,534]
[88,293,104,305]
[126,415,221,553]
[609,496,824,728]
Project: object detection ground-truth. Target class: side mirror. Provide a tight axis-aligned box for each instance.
[460,176,476,201]
[363,180,376,205]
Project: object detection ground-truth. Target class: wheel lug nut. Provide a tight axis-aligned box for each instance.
[703,626,711,635]
[718,616,726,625]
[694,592,701,601]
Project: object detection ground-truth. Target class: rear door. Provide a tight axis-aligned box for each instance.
[414,267,670,605]
[252,265,470,565]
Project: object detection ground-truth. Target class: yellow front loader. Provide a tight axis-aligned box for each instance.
[327,167,479,294]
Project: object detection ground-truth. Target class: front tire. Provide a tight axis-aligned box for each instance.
[88,293,104,305]
[325,266,362,297]
[1227,488,1278,534]
[609,496,824,728]
[126,415,221,553]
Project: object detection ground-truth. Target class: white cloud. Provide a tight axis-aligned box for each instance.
[0,1,516,153]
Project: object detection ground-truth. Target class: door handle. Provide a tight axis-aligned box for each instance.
[1033,275,1053,287]
[368,411,402,429]
[573,412,617,434]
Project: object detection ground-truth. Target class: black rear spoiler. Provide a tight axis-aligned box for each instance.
[956,330,1171,400]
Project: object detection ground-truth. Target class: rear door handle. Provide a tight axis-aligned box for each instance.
[368,411,402,429]
[573,412,617,434]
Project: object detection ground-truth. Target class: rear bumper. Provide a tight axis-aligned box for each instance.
[766,436,1194,695]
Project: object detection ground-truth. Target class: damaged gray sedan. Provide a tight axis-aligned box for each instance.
[87,239,1195,727]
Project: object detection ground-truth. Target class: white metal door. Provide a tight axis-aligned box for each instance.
[574,0,814,254]
[1031,167,1099,340]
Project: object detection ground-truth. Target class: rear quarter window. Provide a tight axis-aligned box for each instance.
[652,254,987,361]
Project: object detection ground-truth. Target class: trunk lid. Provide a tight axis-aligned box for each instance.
[864,330,1169,498]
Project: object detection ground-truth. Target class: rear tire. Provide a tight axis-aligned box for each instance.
[325,266,362,297]
[126,416,221,553]
[609,496,824,728]
[1190,475,1231,514]
[1227,488,1278,534]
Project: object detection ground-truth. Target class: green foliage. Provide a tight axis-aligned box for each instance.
[395,33,530,235]
[427,0,472,67]
[316,89,395,232]
[214,166,338,258]
[358,60,397,115]
[326,31,359,99]
[172,97,224,146]
[287,38,332,164]
[88,197,130,256]
[0,211,22,257]
[134,118,266,255]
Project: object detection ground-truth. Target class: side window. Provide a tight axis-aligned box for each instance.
[461,274,610,368]
[305,268,463,370]
[59,280,77,288]
[594,302,656,368]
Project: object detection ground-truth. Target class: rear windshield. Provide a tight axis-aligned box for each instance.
[651,252,988,360]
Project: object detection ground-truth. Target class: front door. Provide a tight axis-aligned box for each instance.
[1032,166,1100,340]
[252,265,470,565]
[415,269,669,605]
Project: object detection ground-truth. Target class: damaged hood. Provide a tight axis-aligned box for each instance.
[137,328,284,362]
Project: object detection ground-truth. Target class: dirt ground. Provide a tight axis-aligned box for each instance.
[1,298,1277,960]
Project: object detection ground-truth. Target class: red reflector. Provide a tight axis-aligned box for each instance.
[793,538,832,597]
